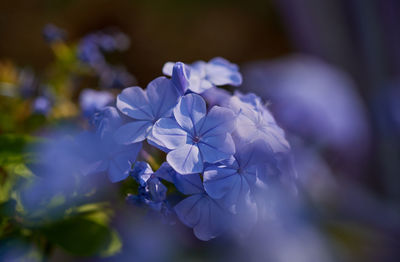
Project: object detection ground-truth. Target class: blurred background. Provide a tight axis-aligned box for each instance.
[1,0,400,261]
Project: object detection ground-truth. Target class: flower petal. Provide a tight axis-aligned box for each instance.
[203,166,238,199]
[167,143,203,174]
[146,76,180,118]
[198,106,236,136]
[174,194,228,241]
[171,62,190,95]
[114,121,152,144]
[198,133,235,163]
[174,194,203,227]
[206,57,242,86]
[162,62,175,76]
[154,162,204,195]
[173,93,206,135]
[107,143,142,183]
[152,118,188,150]
[116,86,153,120]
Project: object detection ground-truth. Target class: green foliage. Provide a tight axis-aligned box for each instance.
[42,216,121,257]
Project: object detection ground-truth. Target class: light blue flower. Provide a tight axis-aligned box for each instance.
[203,142,259,212]
[154,162,203,195]
[114,64,188,145]
[78,132,142,183]
[229,91,290,153]
[90,106,122,139]
[175,193,229,241]
[152,93,236,174]
[32,96,51,115]
[162,57,242,93]
[169,170,229,241]
[79,89,114,118]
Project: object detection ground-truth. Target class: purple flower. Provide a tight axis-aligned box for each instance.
[170,170,229,241]
[203,142,259,214]
[99,66,136,89]
[152,93,236,174]
[42,24,66,43]
[90,106,122,140]
[114,66,184,145]
[241,56,370,155]
[79,89,114,118]
[78,132,142,183]
[154,162,203,195]
[229,91,290,153]
[32,96,51,115]
[162,57,242,93]
[175,193,229,241]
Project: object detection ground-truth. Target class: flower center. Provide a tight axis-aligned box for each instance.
[192,136,201,143]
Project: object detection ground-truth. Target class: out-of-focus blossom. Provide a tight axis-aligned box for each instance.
[20,132,99,214]
[78,131,142,183]
[42,24,66,43]
[77,29,135,89]
[79,89,114,118]
[99,66,136,89]
[242,55,370,173]
[163,57,242,93]
[32,96,51,115]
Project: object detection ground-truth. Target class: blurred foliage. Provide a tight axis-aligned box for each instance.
[0,27,124,261]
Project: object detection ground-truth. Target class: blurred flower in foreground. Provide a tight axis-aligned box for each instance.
[242,55,371,175]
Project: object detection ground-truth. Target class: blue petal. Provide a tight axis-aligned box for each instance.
[114,121,152,144]
[230,94,290,153]
[173,93,206,135]
[203,165,255,214]
[201,87,231,107]
[175,194,202,227]
[116,86,153,120]
[81,160,108,176]
[171,62,190,95]
[131,161,153,186]
[107,143,142,182]
[154,162,204,195]
[203,166,238,199]
[175,194,228,241]
[147,177,167,202]
[173,173,204,195]
[162,62,175,76]
[206,57,242,86]
[91,106,122,140]
[152,118,188,150]
[198,106,236,136]
[198,133,235,163]
[167,143,203,174]
[146,76,180,118]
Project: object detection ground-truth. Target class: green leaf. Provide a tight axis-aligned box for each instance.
[100,229,122,257]
[41,217,120,257]
[0,134,42,165]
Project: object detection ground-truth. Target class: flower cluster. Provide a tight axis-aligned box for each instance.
[77,29,135,89]
[84,57,291,240]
